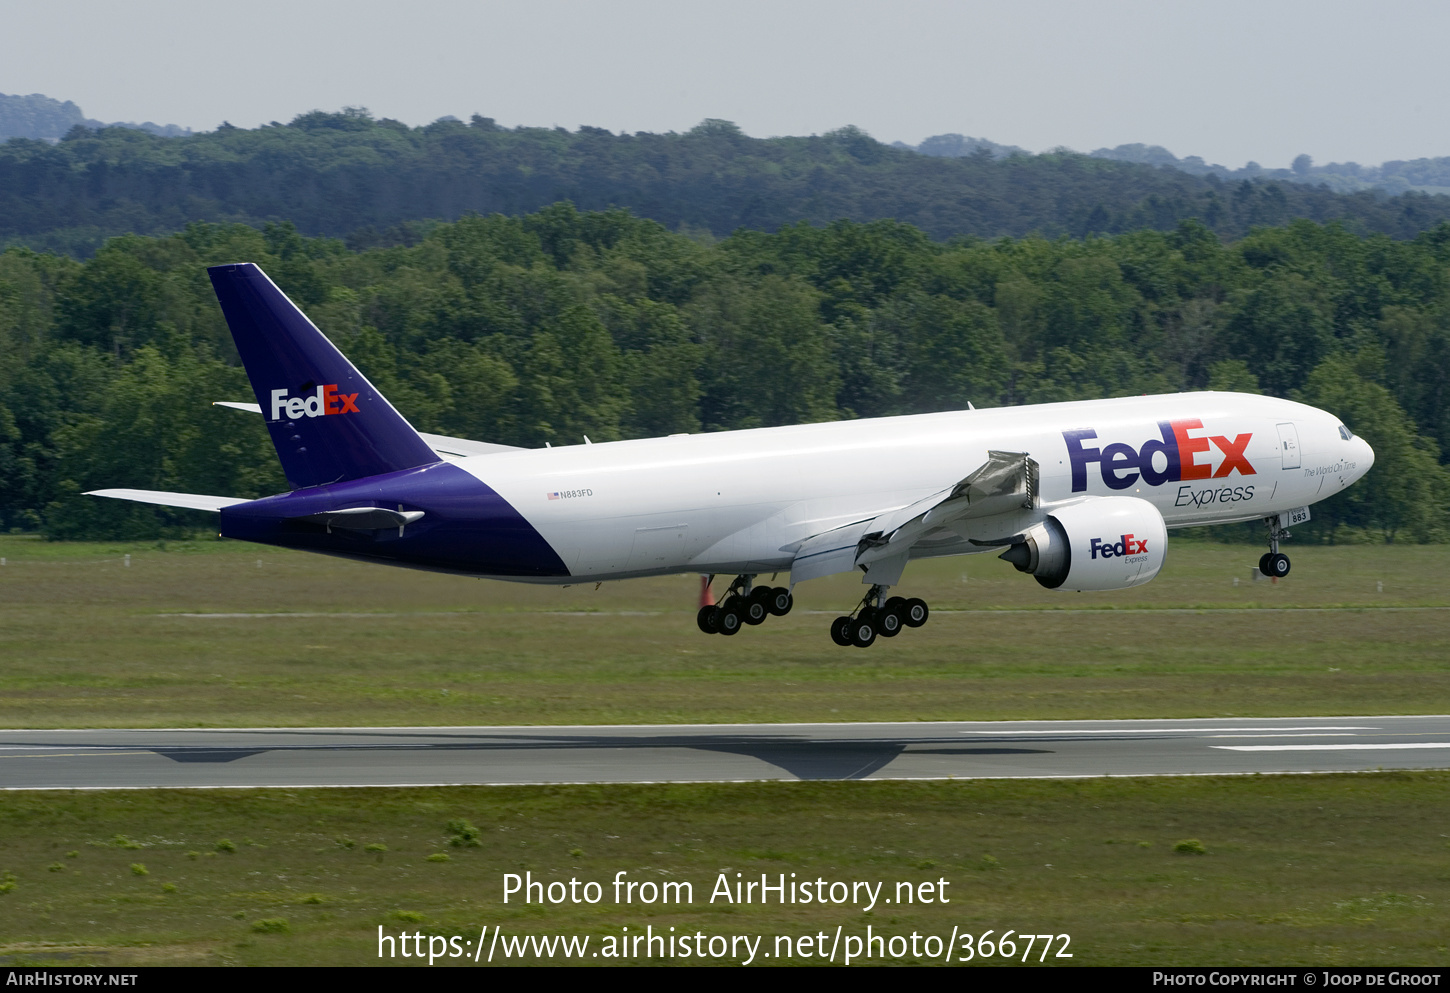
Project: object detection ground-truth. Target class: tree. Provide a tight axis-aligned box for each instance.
[1221,271,1336,397]
[1294,352,1448,542]
[690,275,839,431]
[517,306,626,446]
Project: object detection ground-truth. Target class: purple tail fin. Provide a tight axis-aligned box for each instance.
[208,263,439,489]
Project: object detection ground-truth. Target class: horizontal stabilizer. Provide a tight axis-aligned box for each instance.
[417,434,524,458]
[212,401,522,458]
[84,489,249,513]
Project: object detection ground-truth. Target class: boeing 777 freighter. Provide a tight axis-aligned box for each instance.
[89,264,1374,646]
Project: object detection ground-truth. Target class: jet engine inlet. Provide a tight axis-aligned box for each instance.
[1000,497,1167,592]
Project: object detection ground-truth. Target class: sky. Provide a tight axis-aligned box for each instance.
[2,0,1448,169]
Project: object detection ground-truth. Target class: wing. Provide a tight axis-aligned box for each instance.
[789,451,1039,586]
[211,401,524,459]
[84,489,250,512]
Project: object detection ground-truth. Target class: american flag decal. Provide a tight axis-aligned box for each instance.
[547,492,560,500]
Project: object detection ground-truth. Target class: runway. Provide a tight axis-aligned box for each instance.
[3,715,1449,789]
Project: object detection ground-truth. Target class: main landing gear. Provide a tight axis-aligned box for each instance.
[829,584,929,648]
[1258,515,1292,578]
[697,575,793,636]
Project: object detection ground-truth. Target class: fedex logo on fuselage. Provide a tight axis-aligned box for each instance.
[1064,419,1254,493]
[1091,533,1148,559]
[270,385,359,421]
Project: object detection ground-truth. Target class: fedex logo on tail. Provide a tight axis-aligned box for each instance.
[1091,533,1148,559]
[270,385,360,421]
[1064,419,1254,493]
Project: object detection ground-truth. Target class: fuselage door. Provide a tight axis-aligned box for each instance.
[627,523,690,572]
[1276,422,1301,470]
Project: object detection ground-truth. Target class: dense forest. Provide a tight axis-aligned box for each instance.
[1,206,1445,542]
[6,110,1450,259]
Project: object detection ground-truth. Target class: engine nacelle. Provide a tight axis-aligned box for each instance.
[999,497,1167,592]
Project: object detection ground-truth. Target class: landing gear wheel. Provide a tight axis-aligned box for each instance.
[1260,514,1294,582]
[850,615,877,648]
[903,598,929,628]
[740,595,768,626]
[830,616,853,647]
[877,605,903,637]
[884,596,906,615]
[766,587,793,616]
[718,604,743,636]
[696,605,720,634]
[1266,552,1291,578]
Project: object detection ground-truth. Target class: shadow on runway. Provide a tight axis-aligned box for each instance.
[23,731,1055,781]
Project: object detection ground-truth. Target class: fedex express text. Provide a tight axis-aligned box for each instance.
[1065,418,1256,492]
[269,384,359,421]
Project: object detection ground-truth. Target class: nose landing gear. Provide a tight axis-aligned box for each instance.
[1258,515,1292,578]
[830,585,928,648]
[696,575,794,636]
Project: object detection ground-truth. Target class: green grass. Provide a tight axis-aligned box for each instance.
[0,536,1446,728]
[1,537,1446,967]
[0,775,1447,966]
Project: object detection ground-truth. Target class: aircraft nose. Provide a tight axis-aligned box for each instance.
[1356,435,1375,475]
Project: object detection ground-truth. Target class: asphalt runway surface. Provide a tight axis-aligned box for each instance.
[3,715,1449,789]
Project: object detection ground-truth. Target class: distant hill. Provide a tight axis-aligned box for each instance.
[4,108,1450,257]
[890,133,1028,159]
[900,133,1450,199]
[0,92,191,142]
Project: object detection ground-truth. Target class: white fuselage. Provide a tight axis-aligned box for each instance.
[447,392,1374,584]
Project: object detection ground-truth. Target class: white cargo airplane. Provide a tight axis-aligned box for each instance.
[89,263,1375,646]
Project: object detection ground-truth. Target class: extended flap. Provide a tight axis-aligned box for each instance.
[856,452,1037,566]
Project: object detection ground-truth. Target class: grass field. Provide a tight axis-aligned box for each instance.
[0,776,1447,967]
[0,534,1445,728]
[2,535,1446,967]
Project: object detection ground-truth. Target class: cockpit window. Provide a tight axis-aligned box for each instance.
[1338,424,1355,441]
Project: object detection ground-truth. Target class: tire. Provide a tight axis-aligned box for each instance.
[767,587,793,616]
[903,598,929,628]
[878,607,902,638]
[1268,552,1291,578]
[743,598,768,625]
[718,606,743,636]
[830,616,853,646]
[1258,552,1272,575]
[884,595,906,614]
[850,616,877,648]
[696,605,720,634]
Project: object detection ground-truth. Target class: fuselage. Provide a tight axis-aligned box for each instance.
[218,391,1374,584]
